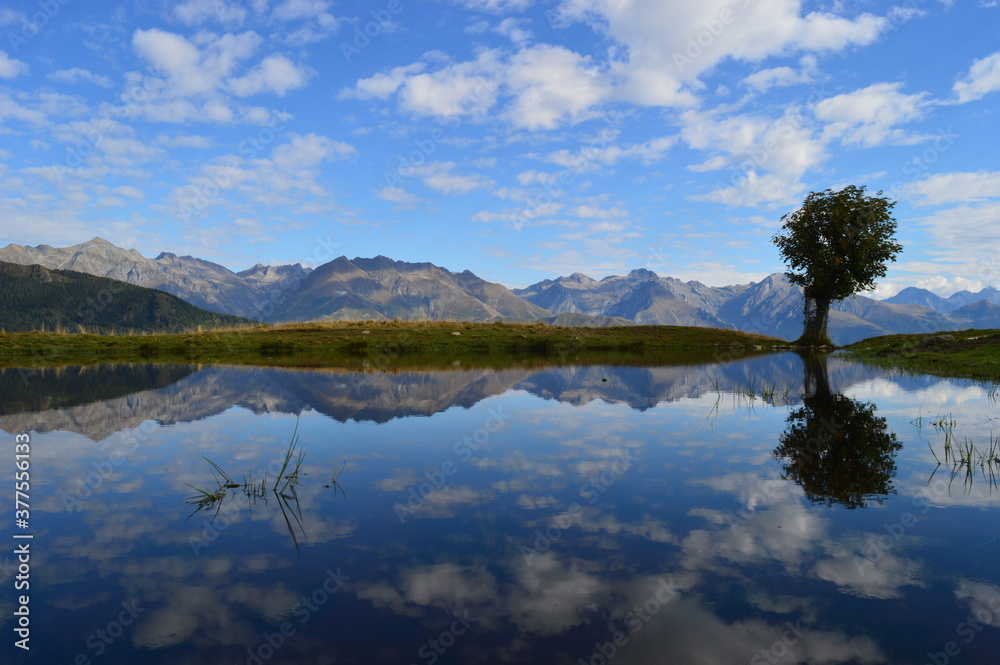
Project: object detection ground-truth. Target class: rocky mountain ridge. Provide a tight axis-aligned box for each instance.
[3,237,998,344]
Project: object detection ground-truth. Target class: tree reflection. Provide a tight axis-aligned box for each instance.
[774,353,901,509]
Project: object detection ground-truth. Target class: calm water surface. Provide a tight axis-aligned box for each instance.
[3,354,1000,665]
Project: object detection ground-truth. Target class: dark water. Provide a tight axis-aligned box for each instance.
[2,355,1000,665]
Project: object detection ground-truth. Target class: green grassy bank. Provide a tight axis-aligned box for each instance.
[845,329,1000,380]
[0,320,786,369]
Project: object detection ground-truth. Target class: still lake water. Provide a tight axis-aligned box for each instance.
[3,354,1000,665]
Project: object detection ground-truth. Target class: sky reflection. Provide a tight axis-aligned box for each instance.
[2,356,999,664]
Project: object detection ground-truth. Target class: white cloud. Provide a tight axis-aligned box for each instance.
[271,0,341,42]
[132,29,307,99]
[98,136,167,167]
[111,185,145,202]
[568,205,627,220]
[270,133,356,168]
[953,51,1000,103]
[410,161,492,194]
[399,52,501,118]
[862,282,903,300]
[697,171,804,207]
[682,109,824,179]
[47,68,114,88]
[340,63,425,100]
[134,29,235,97]
[376,186,421,210]
[345,45,607,128]
[155,133,214,149]
[494,17,532,45]
[0,92,50,125]
[517,170,561,185]
[44,117,164,170]
[129,29,311,122]
[680,107,825,207]
[795,10,886,51]
[919,202,1000,279]
[228,54,311,97]
[504,45,609,129]
[814,82,930,147]
[0,50,28,78]
[172,0,247,26]
[133,29,263,97]
[449,0,533,12]
[543,136,677,173]
[743,55,817,92]
[472,201,564,223]
[170,132,355,216]
[915,275,985,297]
[557,0,888,107]
[905,171,1000,206]
[272,0,334,22]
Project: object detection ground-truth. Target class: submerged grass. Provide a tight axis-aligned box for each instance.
[184,419,338,556]
[924,416,1000,492]
[273,419,305,495]
[0,321,786,369]
[188,443,308,513]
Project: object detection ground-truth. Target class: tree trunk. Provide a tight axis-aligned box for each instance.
[799,351,832,399]
[796,294,833,347]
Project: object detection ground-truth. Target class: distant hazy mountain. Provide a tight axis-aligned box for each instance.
[885,285,1000,313]
[237,263,312,290]
[948,300,1000,328]
[882,287,949,311]
[269,255,550,323]
[514,269,745,327]
[540,312,638,327]
[0,238,310,319]
[0,261,252,333]
[943,287,1000,312]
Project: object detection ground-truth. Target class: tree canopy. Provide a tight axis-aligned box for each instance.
[772,185,902,346]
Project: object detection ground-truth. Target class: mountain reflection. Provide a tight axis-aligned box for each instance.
[0,363,197,415]
[774,353,902,509]
[0,355,893,440]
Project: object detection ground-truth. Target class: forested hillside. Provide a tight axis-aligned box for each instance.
[0,262,254,333]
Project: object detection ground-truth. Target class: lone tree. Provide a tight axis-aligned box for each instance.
[772,185,902,346]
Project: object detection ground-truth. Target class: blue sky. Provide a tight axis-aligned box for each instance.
[0,0,998,295]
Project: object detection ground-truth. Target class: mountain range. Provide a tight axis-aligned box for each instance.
[0,237,295,319]
[883,285,1000,313]
[2,237,998,344]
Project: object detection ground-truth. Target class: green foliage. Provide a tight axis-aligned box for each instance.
[772,185,902,345]
[772,185,902,301]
